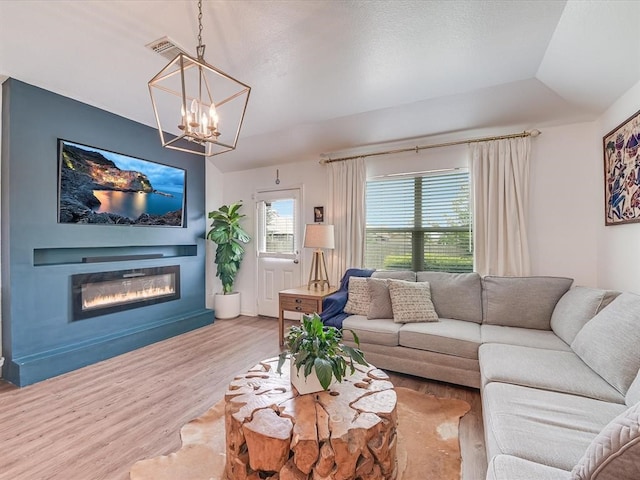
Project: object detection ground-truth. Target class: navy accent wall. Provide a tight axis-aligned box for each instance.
[1,79,212,386]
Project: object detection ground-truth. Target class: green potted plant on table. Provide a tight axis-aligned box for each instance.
[206,201,251,319]
[277,313,369,395]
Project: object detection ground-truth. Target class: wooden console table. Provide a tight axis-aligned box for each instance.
[278,286,338,346]
[224,357,398,480]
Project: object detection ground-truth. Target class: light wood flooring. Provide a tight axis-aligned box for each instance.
[0,316,487,480]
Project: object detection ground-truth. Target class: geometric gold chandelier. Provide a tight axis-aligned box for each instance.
[148,0,251,157]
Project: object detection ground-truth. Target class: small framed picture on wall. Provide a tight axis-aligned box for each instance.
[314,206,324,223]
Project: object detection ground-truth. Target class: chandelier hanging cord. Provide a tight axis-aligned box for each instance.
[195,0,205,131]
[196,0,205,60]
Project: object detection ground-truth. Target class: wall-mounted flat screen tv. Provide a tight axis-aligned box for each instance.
[58,140,186,227]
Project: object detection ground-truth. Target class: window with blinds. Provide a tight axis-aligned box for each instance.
[365,170,473,272]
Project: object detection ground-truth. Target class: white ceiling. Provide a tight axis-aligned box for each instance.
[1,0,639,173]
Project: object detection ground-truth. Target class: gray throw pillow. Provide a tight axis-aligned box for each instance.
[367,278,393,319]
[388,279,438,323]
[416,271,483,323]
[571,293,640,395]
[372,270,417,282]
[571,402,640,480]
[551,286,620,345]
[344,277,370,316]
[482,276,573,330]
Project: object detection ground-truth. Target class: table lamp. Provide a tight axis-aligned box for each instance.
[303,224,335,289]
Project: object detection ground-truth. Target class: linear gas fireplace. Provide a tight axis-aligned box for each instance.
[71,265,180,320]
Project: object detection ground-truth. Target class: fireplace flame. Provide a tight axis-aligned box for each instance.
[73,267,180,321]
[82,285,175,311]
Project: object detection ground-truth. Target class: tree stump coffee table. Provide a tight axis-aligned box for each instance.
[224,357,398,480]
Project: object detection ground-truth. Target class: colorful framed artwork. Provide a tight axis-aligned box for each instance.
[603,108,640,225]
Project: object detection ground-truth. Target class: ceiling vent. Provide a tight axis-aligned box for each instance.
[146,36,189,61]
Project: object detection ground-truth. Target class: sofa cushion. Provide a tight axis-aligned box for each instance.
[388,279,438,323]
[342,315,401,347]
[571,292,640,396]
[344,277,369,315]
[366,278,393,319]
[627,370,640,407]
[481,324,572,351]
[371,270,416,282]
[482,276,573,330]
[479,344,625,403]
[483,382,627,471]
[399,318,481,360]
[572,401,640,480]
[416,271,483,323]
[344,341,480,386]
[487,455,571,480]
[551,286,620,345]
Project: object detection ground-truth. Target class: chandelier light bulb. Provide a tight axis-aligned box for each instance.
[210,103,219,130]
[189,99,199,128]
[179,105,187,131]
[201,113,208,132]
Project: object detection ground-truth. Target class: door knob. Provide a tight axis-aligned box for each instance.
[293,259,299,264]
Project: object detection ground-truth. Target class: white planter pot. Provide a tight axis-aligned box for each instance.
[290,361,333,395]
[214,292,241,319]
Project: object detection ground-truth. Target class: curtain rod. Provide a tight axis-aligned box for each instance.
[319,129,541,165]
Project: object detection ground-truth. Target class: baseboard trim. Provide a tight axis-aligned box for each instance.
[3,309,214,387]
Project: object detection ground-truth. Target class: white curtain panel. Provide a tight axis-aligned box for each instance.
[327,157,366,285]
[471,137,531,276]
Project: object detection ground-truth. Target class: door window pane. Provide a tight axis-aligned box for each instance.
[264,199,295,253]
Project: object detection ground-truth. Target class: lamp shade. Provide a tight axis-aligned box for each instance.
[304,224,335,249]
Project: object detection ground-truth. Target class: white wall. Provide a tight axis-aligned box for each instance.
[367,127,602,287]
[596,79,640,293]
[0,79,3,364]
[205,159,224,309]
[208,142,474,318]
[211,122,608,317]
[218,159,329,316]
[366,142,470,177]
[528,122,600,286]
[208,83,640,313]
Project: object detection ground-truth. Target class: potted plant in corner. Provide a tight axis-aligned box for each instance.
[206,201,251,319]
[277,313,369,395]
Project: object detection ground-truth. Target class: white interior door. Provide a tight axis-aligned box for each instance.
[256,188,302,317]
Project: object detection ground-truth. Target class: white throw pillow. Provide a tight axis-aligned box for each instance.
[387,279,438,323]
[344,277,370,315]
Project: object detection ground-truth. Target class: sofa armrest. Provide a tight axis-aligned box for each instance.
[571,401,640,480]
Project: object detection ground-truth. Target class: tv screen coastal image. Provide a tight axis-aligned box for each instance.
[58,140,186,227]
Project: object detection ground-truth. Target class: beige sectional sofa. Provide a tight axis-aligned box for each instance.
[338,270,640,480]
